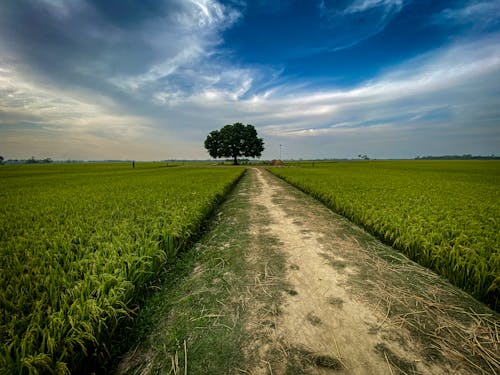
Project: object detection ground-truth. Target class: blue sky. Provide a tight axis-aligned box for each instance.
[0,0,499,160]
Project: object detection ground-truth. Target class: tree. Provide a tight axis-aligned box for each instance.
[358,154,370,160]
[204,123,264,165]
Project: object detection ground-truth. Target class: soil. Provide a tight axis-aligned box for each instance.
[243,168,499,374]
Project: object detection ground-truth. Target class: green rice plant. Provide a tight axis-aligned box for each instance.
[0,163,244,373]
[269,160,499,311]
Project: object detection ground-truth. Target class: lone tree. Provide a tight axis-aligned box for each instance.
[204,122,264,165]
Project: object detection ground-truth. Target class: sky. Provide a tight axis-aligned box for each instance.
[0,0,499,160]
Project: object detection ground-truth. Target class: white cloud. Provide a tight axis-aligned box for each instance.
[317,0,406,52]
[160,34,500,158]
[0,64,196,160]
[0,0,252,160]
[0,63,152,140]
[2,1,499,160]
[344,0,403,14]
[436,0,500,26]
[190,0,237,27]
[119,45,204,90]
[115,0,241,91]
[4,28,499,160]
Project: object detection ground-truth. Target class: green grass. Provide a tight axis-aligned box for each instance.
[115,168,291,374]
[269,160,500,310]
[116,171,254,374]
[0,163,244,374]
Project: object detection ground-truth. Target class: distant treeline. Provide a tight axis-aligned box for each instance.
[3,157,53,164]
[2,155,498,165]
[415,154,499,160]
[2,159,136,164]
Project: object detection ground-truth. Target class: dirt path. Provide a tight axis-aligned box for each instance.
[116,168,499,374]
[244,168,498,375]
[249,168,393,374]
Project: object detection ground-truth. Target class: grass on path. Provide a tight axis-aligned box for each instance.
[115,169,286,374]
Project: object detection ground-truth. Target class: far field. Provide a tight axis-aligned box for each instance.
[0,160,498,374]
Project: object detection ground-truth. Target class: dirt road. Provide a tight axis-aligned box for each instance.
[117,168,499,374]
[244,168,498,374]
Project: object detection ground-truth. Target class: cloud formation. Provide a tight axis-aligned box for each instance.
[172,33,500,158]
[343,0,403,14]
[0,0,499,160]
[434,0,500,28]
[317,0,406,52]
[0,0,247,159]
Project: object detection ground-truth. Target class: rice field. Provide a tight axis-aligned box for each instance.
[269,160,500,311]
[2,160,498,373]
[0,163,244,373]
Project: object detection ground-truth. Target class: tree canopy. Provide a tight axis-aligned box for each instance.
[204,123,264,165]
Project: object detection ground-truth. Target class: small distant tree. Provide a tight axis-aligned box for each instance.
[0,156,4,164]
[204,123,264,165]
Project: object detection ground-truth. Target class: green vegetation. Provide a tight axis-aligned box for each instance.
[204,122,264,165]
[117,169,286,374]
[269,161,500,310]
[0,163,244,374]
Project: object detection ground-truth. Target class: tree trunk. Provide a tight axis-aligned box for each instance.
[233,155,238,165]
